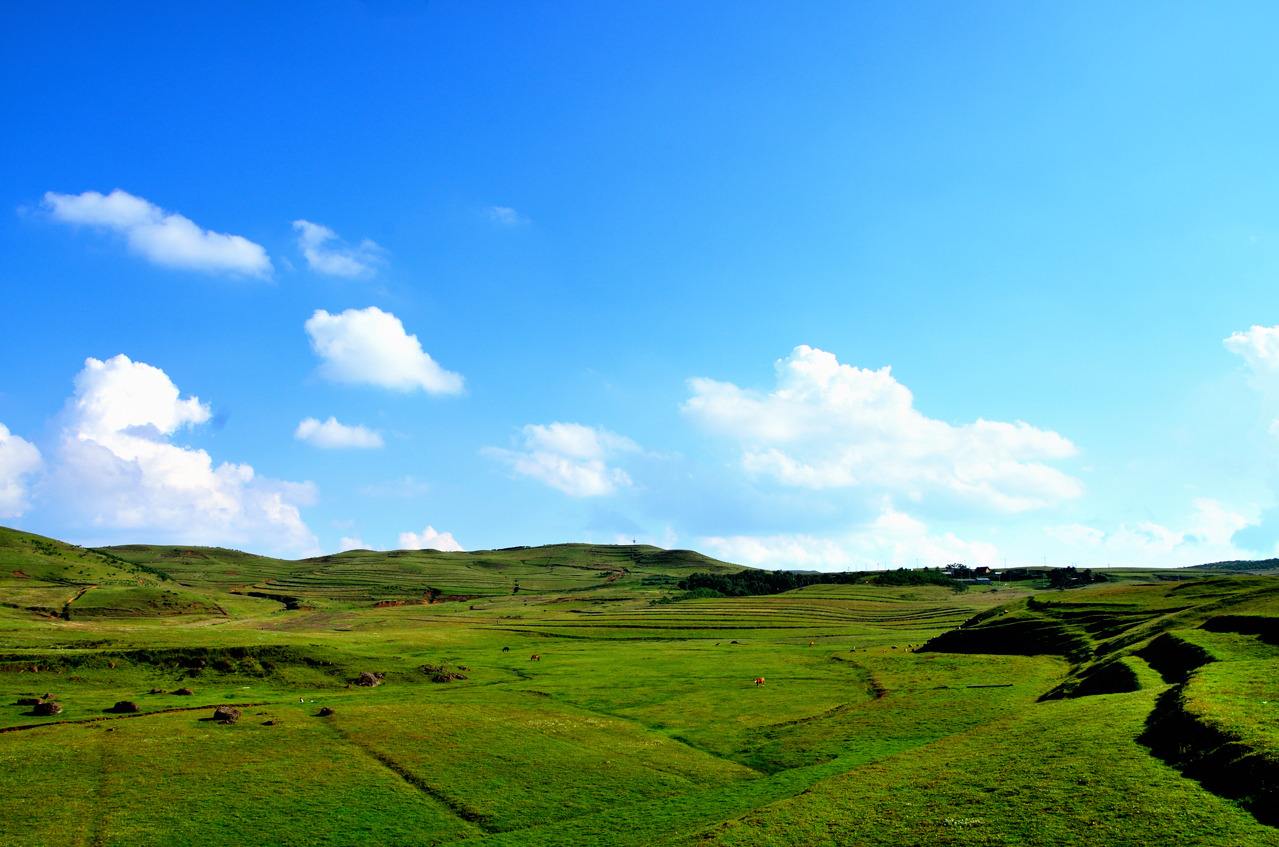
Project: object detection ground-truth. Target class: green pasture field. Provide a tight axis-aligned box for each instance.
[0,525,1278,845]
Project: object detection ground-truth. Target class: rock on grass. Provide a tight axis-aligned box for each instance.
[213,705,241,724]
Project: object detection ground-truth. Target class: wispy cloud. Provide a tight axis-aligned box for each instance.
[487,206,529,226]
[43,189,272,277]
[486,422,638,497]
[699,505,998,571]
[292,219,385,278]
[358,476,432,498]
[294,416,384,449]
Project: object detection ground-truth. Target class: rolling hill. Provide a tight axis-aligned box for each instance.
[0,525,746,617]
[1,525,1278,846]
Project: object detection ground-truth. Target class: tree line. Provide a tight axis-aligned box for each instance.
[676,567,964,597]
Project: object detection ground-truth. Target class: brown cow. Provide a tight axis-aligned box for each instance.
[754,677,766,686]
[529,653,541,662]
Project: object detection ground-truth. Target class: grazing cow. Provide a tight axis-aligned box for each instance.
[754,677,766,686]
[530,653,541,662]
[502,646,510,652]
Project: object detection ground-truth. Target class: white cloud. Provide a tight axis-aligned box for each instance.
[398,525,463,552]
[1225,324,1279,372]
[337,536,368,552]
[486,422,638,497]
[292,220,385,278]
[1043,498,1259,566]
[700,533,854,570]
[43,189,271,277]
[1225,325,1279,439]
[294,416,384,449]
[305,307,464,394]
[699,505,998,571]
[0,424,42,518]
[487,206,528,226]
[48,354,317,555]
[683,345,1082,512]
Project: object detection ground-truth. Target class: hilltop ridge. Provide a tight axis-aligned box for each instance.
[0,525,746,615]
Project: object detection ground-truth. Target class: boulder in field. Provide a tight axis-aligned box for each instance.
[111,701,140,713]
[212,705,241,724]
[15,697,41,706]
[33,701,63,716]
[317,706,335,717]
[148,688,165,694]
[173,688,194,696]
[355,671,384,687]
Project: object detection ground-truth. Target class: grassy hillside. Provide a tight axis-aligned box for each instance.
[0,526,745,619]
[1193,557,1279,574]
[100,538,744,607]
[1,526,1277,845]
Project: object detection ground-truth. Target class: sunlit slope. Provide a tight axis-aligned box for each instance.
[1,527,744,618]
[0,526,165,586]
[0,526,214,620]
[99,540,746,606]
[2,533,1278,845]
[479,582,1008,642]
[920,574,1279,828]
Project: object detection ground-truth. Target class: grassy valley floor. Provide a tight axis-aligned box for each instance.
[0,526,1277,845]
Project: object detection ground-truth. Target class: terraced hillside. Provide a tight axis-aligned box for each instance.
[1,526,1278,846]
[920,574,1279,830]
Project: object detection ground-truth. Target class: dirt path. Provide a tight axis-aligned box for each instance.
[321,719,495,833]
[60,585,96,621]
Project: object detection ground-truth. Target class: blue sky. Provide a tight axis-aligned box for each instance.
[4,2,1279,567]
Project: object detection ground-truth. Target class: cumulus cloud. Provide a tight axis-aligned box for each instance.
[683,345,1082,512]
[487,206,528,226]
[1225,324,1279,372]
[48,354,317,555]
[398,525,463,552]
[43,189,271,277]
[486,422,638,497]
[294,416,384,449]
[1043,498,1258,567]
[337,536,368,552]
[700,505,998,571]
[305,307,464,394]
[293,220,384,278]
[0,424,42,518]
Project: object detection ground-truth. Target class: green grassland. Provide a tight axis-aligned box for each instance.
[0,525,1277,845]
